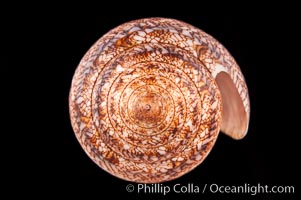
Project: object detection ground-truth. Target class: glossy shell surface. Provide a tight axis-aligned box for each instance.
[69,18,250,183]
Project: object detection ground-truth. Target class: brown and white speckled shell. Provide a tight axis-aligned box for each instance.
[69,18,250,183]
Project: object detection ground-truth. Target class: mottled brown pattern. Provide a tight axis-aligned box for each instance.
[69,18,250,183]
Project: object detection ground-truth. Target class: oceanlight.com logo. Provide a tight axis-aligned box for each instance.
[126,183,295,196]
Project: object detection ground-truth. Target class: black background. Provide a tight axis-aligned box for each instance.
[11,7,299,199]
